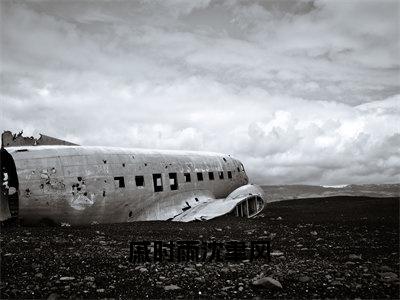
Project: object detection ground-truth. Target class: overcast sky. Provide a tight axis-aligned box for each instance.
[1,0,399,185]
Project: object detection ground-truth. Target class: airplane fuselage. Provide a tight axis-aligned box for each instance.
[1,146,259,225]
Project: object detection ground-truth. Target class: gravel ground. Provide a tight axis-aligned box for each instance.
[1,196,399,299]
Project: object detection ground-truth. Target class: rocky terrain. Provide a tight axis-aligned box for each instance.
[1,196,399,299]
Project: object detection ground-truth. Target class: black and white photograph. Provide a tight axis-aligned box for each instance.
[0,0,399,299]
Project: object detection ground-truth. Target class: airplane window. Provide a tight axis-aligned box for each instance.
[153,174,163,192]
[135,176,145,187]
[237,167,240,172]
[184,173,191,182]
[219,171,224,179]
[197,172,203,181]
[228,171,232,179]
[114,176,125,188]
[240,164,245,172]
[169,173,178,190]
[208,171,214,180]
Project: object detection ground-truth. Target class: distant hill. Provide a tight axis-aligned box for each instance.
[261,183,399,202]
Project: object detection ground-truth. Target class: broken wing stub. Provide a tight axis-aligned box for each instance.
[172,184,265,222]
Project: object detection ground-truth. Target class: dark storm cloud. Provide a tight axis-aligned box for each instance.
[1,0,399,185]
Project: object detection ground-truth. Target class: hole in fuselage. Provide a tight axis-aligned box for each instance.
[1,147,19,219]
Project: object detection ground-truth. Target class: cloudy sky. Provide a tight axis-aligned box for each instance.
[1,0,399,185]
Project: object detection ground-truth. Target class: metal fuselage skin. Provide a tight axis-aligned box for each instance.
[7,146,249,225]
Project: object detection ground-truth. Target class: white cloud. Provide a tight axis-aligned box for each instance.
[1,0,399,185]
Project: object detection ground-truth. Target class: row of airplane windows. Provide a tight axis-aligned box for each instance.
[113,170,234,192]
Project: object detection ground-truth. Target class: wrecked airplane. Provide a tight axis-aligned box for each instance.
[1,131,265,225]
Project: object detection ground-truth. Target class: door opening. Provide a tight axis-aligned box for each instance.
[1,147,19,221]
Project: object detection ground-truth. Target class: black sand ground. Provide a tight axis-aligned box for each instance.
[1,196,399,299]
